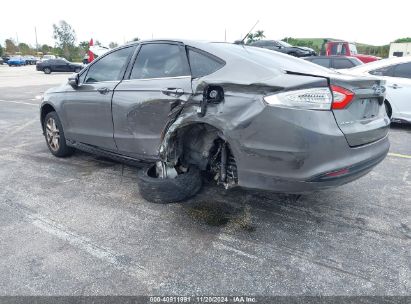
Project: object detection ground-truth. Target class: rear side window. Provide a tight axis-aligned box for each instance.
[333,59,355,69]
[310,58,331,68]
[85,47,133,83]
[131,44,190,79]
[188,48,225,78]
[393,62,411,79]
[369,65,394,77]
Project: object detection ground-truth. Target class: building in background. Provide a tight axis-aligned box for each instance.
[389,43,411,57]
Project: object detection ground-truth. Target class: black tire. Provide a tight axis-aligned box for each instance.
[44,67,51,74]
[74,67,81,73]
[137,165,202,204]
[43,111,74,157]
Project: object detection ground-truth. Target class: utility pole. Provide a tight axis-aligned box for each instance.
[224,29,226,42]
[34,27,39,52]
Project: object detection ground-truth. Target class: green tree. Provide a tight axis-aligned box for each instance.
[132,37,140,42]
[393,37,411,43]
[281,37,319,53]
[41,44,53,54]
[5,39,18,54]
[109,42,118,49]
[18,42,31,55]
[0,43,3,57]
[53,20,76,60]
[245,30,265,44]
[79,41,89,51]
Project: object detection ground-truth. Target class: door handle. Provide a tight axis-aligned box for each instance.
[97,87,110,94]
[161,88,184,97]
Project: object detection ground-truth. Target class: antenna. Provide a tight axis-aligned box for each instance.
[240,20,259,44]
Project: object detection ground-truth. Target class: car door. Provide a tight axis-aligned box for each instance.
[385,62,411,120]
[53,59,67,72]
[112,42,192,159]
[61,46,135,150]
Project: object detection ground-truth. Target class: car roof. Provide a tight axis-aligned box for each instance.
[116,39,333,77]
[348,56,411,72]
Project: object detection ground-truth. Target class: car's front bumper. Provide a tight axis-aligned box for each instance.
[226,106,390,193]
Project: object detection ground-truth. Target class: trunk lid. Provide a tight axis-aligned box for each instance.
[330,74,390,147]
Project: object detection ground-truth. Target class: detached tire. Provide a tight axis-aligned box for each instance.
[137,166,202,204]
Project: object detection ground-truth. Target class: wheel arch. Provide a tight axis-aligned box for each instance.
[384,99,392,118]
[40,103,56,132]
[162,122,239,186]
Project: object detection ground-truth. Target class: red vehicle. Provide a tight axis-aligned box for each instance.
[321,40,380,63]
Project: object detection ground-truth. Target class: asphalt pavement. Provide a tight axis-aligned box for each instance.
[0,65,409,296]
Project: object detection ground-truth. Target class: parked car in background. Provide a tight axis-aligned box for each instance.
[39,54,57,62]
[2,55,11,64]
[342,56,411,123]
[36,58,83,74]
[250,40,317,57]
[40,40,389,204]
[0,57,3,65]
[24,55,38,65]
[7,56,26,66]
[304,56,363,69]
[321,40,380,63]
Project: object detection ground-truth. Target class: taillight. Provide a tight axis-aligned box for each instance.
[331,85,354,110]
[263,87,333,110]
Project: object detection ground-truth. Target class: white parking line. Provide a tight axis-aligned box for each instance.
[0,99,39,106]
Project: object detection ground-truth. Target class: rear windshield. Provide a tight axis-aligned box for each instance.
[220,44,332,74]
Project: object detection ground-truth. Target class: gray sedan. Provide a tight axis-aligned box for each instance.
[40,40,390,203]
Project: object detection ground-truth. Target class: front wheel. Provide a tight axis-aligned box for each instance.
[44,111,74,157]
[44,67,51,74]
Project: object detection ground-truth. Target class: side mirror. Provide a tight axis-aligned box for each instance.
[68,74,79,87]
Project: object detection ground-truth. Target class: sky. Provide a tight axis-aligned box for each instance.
[0,0,408,48]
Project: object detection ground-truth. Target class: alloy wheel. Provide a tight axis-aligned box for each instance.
[46,117,60,151]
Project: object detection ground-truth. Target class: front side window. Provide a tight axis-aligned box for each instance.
[130,44,190,79]
[393,62,411,79]
[349,43,358,55]
[188,48,225,78]
[85,47,133,83]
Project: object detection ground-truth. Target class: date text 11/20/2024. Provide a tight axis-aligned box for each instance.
[149,296,257,303]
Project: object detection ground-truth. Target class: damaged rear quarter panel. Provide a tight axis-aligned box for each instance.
[160,65,331,185]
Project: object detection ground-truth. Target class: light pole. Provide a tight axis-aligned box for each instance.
[35,27,39,52]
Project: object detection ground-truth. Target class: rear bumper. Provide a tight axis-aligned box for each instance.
[227,106,390,193]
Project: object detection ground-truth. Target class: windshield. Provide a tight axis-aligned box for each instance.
[278,41,292,47]
[349,43,358,55]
